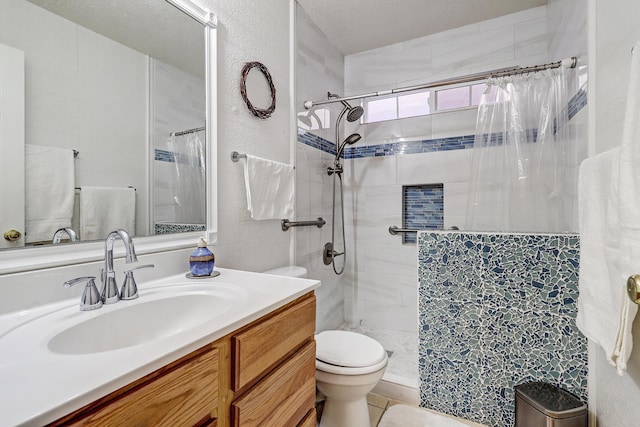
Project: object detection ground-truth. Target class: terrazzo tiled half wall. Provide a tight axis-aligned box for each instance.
[417,232,587,427]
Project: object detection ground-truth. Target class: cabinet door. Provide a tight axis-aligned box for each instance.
[297,409,317,427]
[60,347,219,427]
[0,43,25,248]
[231,341,316,427]
[232,295,315,392]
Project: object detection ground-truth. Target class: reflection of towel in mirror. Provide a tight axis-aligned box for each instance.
[243,155,294,220]
[79,186,135,241]
[25,144,75,243]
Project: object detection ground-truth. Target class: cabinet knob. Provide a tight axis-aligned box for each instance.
[3,229,22,242]
[627,275,640,304]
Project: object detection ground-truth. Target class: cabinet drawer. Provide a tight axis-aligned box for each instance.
[232,294,315,391]
[62,346,219,427]
[231,341,316,427]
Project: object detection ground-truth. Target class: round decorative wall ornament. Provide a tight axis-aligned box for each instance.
[240,61,276,119]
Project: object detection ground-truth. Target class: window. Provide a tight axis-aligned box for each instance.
[436,86,470,111]
[471,83,497,105]
[365,97,397,123]
[360,81,496,124]
[398,92,430,118]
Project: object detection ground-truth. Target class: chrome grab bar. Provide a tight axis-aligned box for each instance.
[388,225,459,235]
[281,217,326,232]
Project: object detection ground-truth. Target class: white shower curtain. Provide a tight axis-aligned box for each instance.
[465,67,584,232]
[167,130,206,225]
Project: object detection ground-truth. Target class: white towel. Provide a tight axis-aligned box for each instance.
[577,148,635,374]
[243,155,294,220]
[619,40,640,229]
[25,144,75,243]
[79,186,135,241]
[615,39,640,372]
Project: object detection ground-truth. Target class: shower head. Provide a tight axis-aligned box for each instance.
[345,104,364,122]
[336,133,361,159]
[329,92,365,122]
[297,112,313,128]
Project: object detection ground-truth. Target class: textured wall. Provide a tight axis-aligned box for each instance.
[199,0,293,272]
[418,232,587,427]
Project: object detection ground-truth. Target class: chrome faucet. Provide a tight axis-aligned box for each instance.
[101,229,138,304]
[52,227,79,244]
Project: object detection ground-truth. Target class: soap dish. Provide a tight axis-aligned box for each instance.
[185,271,220,279]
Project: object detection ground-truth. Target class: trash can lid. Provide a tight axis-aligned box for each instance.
[515,382,587,419]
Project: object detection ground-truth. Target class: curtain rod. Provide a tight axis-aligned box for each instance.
[170,126,205,137]
[303,57,578,109]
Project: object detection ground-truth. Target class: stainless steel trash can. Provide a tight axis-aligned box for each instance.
[515,382,587,427]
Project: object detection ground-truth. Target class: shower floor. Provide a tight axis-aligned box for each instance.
[337,323,419,389]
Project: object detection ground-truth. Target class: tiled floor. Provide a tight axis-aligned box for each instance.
[366,393,405,426]
[317,393,485,427]
[315,392,407,427]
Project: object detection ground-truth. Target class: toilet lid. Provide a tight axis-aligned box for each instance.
[316,330,386,368]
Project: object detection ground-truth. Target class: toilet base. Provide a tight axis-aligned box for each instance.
[319,395,369,427]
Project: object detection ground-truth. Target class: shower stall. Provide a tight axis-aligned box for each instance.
[295,1,588,404]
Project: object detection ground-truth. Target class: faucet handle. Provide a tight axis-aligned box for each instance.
[64,276,103,311]
[120,264,155,300]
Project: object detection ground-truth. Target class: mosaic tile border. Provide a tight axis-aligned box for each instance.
[297,87,587,160]
[297,129,337,156]
[403,185,444,244]
[417,232,587,427]
[154,223,206,234]
[154,149,204,166]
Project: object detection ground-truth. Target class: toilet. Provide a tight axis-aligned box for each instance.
[262,265,308,278]
[262,266,388,427]
[315,330,388,427]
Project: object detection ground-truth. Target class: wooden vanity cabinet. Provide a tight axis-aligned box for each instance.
[48,292,316,427]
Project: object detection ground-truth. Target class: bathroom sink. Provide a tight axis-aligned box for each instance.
[48,292,232,355]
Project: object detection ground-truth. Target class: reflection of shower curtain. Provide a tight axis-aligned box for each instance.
[465,67,584,232]
[167,130,206,224]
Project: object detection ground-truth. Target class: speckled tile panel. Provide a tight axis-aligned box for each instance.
[417,232,586,427]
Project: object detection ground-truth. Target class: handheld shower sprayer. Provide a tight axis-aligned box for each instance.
[336,133,361,161]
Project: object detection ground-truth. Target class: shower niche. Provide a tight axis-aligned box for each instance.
[402,184,444,244]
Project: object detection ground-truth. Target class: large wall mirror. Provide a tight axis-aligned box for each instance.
[0,0,213,255]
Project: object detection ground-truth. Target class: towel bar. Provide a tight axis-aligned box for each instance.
[231,151,295,169]
[231,151,247,162]
[281,218,325,231]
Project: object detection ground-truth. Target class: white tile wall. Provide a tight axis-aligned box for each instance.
[296,5,348,331]
[298,3,586,353]
[339,7,553,342]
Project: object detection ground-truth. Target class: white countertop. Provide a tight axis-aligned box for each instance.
[0,268,320,427]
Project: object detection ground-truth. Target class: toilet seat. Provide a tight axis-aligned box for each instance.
[316,356,388,375]
[315,330,388,375]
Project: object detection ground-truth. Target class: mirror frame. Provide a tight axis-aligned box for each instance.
[0,0,218,275]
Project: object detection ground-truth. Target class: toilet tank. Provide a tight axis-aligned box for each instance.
[262,266,308,278]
